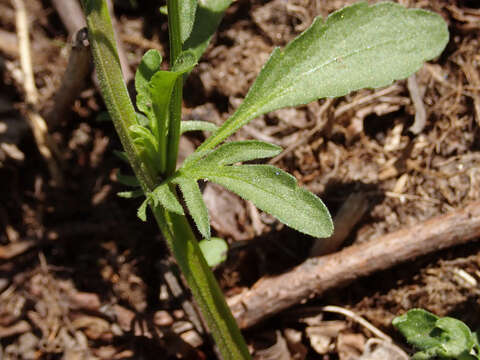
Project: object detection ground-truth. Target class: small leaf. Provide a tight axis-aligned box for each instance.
[199,1,449,151]
[171,50,197,73]
[137,198,148,222]
[175,176,211,240]
[195,140,282,167]
[435,317,475,358]
[199,237,228,267]
[136,112,149,126]
[152,183,184,215]
[183,164,333,238]
[135,49,162,117]
[180,120,218,134]
[183,0,233,62]
[393,309,441,350]
[117,189,143,198]
[179,0,198,44]
[116,171,140,187]
[113,150,129,163]
[393,309,477,360]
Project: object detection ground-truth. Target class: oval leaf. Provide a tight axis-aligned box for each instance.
[199,1,449,151]
[185,164,333,238]
[199,237,228,267]
[135,49,162,117]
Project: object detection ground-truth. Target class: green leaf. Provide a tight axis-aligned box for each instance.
[183,0,233,62]
[182,164,333,238]
[393,309,441,350]
[180,120,219,134]
[175,176,211,240]
[151,183,184,215]
[194,140,282,167]
[199,237,228,267]
[116,171,140,187]
[199,1,449,151]
[393,309,477,360]
[113,150,129,163]
[146,58,197,173]
[117,189,143,198]
[171,50,198,73]
[135,49,162,119]
[179,0,197,44]
[137,198,148,222]
[435,317,475,358]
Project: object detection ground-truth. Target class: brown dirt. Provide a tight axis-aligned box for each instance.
[1,0,480,359]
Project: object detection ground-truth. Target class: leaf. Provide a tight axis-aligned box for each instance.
[435,317,475,358]
[182,164,333,238]
[179,0,197,44]
[175,176,211,240]
[137,198,148,222]
[180,120,219,134]
[116,171,140,187]
[183,0,233,62]
[393,309,477,360]
[171,50,198,73]
[151,183,184,215]
[135,49,162,118]
[199,237,228,267]
[193,140,282,167]
[393,309,441,350]
[147,58,197,172]
[113,150,129,163]
[117,189,143,198]
[199,1,449,151]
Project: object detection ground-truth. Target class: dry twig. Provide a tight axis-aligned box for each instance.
[228,201,480,329]
[13,0,63,185]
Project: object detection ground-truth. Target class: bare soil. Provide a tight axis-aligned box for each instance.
[1,0,480,359]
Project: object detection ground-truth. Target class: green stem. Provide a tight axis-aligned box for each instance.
[152,205,251,360]
[166,0,183,176]
[81,1,251,358]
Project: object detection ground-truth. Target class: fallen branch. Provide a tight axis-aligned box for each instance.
[228,201,480,329]
[45,29,92,128]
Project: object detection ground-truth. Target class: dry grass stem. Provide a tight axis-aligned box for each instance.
[13,0,63,186]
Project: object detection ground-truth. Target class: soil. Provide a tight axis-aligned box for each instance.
[1,0,480,359]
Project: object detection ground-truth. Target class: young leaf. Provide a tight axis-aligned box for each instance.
[182,0,233,62]
[198,1,449,151]
[137,198,148,222]
[180,120,219,134]
[199,237,228,267]
[193,140,282,167]
[117,189,144,198]
[171,50,198,73]
[135,49,162,118]
[113,150,129,163]
[393,309,478,360]
[147,57,197,172]
[179,0,197,44]
[151,183,185,215]
[175,176,211,240]
[116,171,140,187]
[182,165,333,238]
